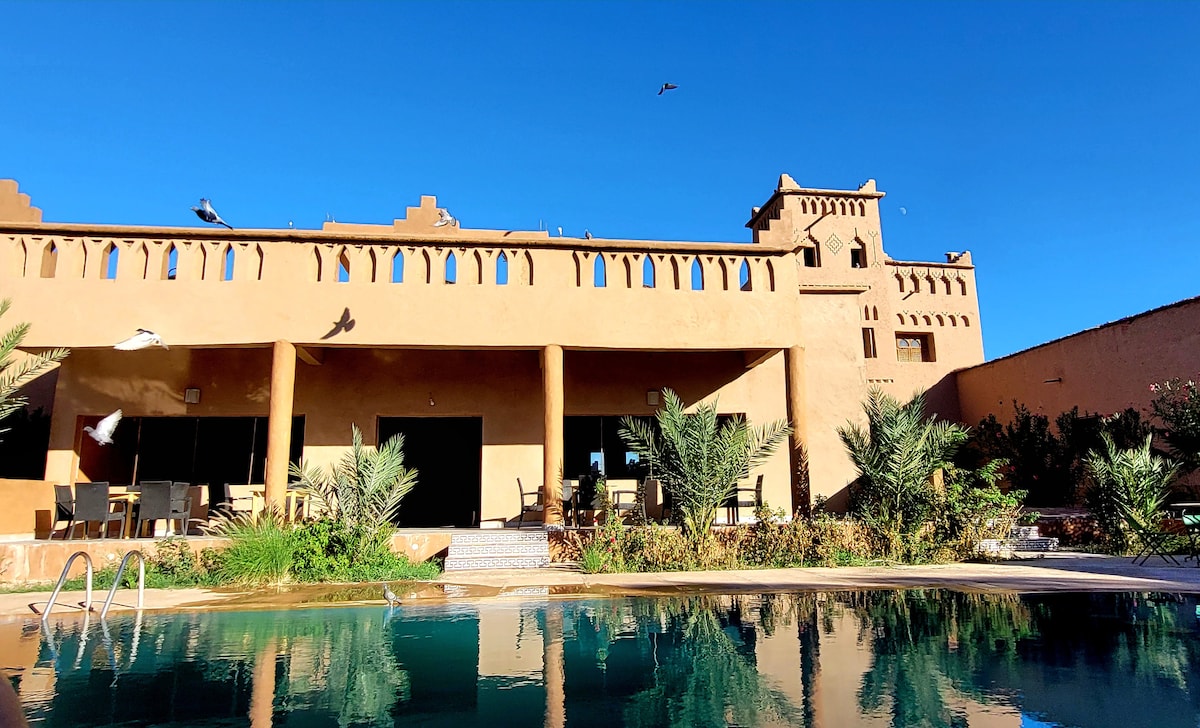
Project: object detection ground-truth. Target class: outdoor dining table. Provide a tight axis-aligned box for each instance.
[107,485,140,538]
[249,486,311,520]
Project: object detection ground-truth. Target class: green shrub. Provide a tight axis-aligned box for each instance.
[579,544,609,574]
[207,510,294,585]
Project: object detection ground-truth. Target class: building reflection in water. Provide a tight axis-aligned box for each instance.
[2,591,1200,727]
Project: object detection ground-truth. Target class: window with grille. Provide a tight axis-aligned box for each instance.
[895,334,933,362]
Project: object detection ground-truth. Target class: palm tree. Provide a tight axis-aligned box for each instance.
[1084,432,1179,551]
[837,389,969,551]
[0,297,68,430]
[290,424,418,540]
[618,389,791,536]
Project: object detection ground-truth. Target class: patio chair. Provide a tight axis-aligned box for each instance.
[220,484,257,517]
[725,474,763,525]
[170,482,195,535]
[607,479,642,524]
[134,481,173,538]
[73,482,126,539]
[1124,509,1185,566]
[517,477,543,529]
[562,479,580,527]
[52,485,76,540]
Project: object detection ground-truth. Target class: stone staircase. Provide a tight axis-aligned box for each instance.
[977,525,1059,556]
[443,530,551,571]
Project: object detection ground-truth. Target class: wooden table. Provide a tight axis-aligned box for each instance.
[249,487,311,521]
[107,486,139,538]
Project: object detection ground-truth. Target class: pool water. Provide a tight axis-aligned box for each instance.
[6,590,1200,727]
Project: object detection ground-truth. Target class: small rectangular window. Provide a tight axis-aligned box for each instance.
[850,248,866,268]
[895,333,934,362]
[802,246,819,268]
[862,328,877,358]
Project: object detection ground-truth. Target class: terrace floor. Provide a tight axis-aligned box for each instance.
[4,552,1200,619]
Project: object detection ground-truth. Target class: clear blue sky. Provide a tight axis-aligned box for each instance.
[2,1,1197,359]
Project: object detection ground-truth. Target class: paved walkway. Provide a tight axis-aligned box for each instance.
[3,553,1198,618]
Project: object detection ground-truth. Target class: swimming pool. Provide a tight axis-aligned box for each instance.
[6,590,1200,727]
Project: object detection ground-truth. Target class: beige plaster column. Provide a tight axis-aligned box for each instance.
[543,608,565,728]
[248,639,277,727]
[541,345,564,525]
[785,346,809,516]
[264,341,297,512]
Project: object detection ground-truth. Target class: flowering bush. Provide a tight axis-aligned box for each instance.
[1150,378,1200,470]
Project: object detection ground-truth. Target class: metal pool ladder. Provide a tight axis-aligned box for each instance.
[40,549,145,621]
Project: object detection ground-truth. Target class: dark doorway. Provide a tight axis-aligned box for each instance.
[378,417,482,528]
[78,415,304,507]
[564,416,649,483]
[379,419,482,527]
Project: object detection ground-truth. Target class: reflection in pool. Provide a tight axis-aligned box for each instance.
[4,590,1200,727]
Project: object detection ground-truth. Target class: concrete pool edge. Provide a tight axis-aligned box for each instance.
[3,552,1200,618]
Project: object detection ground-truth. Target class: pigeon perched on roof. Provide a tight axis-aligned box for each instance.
[84,410,122,446]
[584,230,593,240]
[191,198,233,229]
[433,209,457,228]
[114,329,168,351]
[657,83,678,95]
[383,582,400,606]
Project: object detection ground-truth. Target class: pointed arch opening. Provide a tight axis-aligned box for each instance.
[222,245,235,281]
[594,255,607,288]
[690,257,704,291]
[959,279,968,295]
[896,275,905,293]
[962,315,971,327]
[642,256,655,288]
[391,250,405,283]
[496,251,509,285]
[337,250,350,283]
[102,243,119,280]
[162,244,178,280]
[765,260,776,291]
[39,242,58,278]
[738,260,752,291]
[949,315,958,327]
[522,251,534,285]
[622,256,633,288]
[136,243,150,279]
[445,251,457,284]
[572,252,582,287]
[872,306,878,320]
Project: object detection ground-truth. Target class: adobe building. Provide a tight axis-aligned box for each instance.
[957,295,1200,426]
[0,174,983,527]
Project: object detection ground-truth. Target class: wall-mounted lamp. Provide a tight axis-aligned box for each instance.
[183,387,201,404]
[1043,377,1063,384]
[646,390,660,407]
[428,392,436,407]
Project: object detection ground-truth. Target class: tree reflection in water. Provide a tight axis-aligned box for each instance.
[20,590,1200,727]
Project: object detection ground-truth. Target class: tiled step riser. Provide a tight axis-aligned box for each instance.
[977,537,1059,554]
[450,532,551,546]
[444,556,551,571]
[449,543,550,558]
[1011,526,1041,539]
[445,530,552,570]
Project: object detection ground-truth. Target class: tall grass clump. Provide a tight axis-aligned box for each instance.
[206,509,295,585]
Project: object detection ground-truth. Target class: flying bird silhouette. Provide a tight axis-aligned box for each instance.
[114,329,168,351]
[433,208,457,228]
[84,409,123,446]
[382,582,401,606]
[321,307,356,339]
[657,83,678,95]
[190,198,233,229]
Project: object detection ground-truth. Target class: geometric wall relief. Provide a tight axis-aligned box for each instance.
[825,233,844,255]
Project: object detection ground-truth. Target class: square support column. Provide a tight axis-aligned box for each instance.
[785,345,809,517]
[541,344,564,525]
[264,340,297,512]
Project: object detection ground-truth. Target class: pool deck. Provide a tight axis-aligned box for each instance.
[4,552,1200,618]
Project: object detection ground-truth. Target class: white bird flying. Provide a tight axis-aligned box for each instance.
[190,198,233,229]
[84,409,123,446]
[114,329,168,351]
[382,582,401,606]
[433,209,457,228]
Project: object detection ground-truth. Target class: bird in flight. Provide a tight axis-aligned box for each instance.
[114,329,168,351]
[433,209,457,228]
[84,409,123,446]
[191,198,233,229]
[321,307,356,339]
[657,83,678,95]
[383,582,401,606]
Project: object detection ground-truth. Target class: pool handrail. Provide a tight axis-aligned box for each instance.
[100,550,145,619]
[40,551,95,621]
